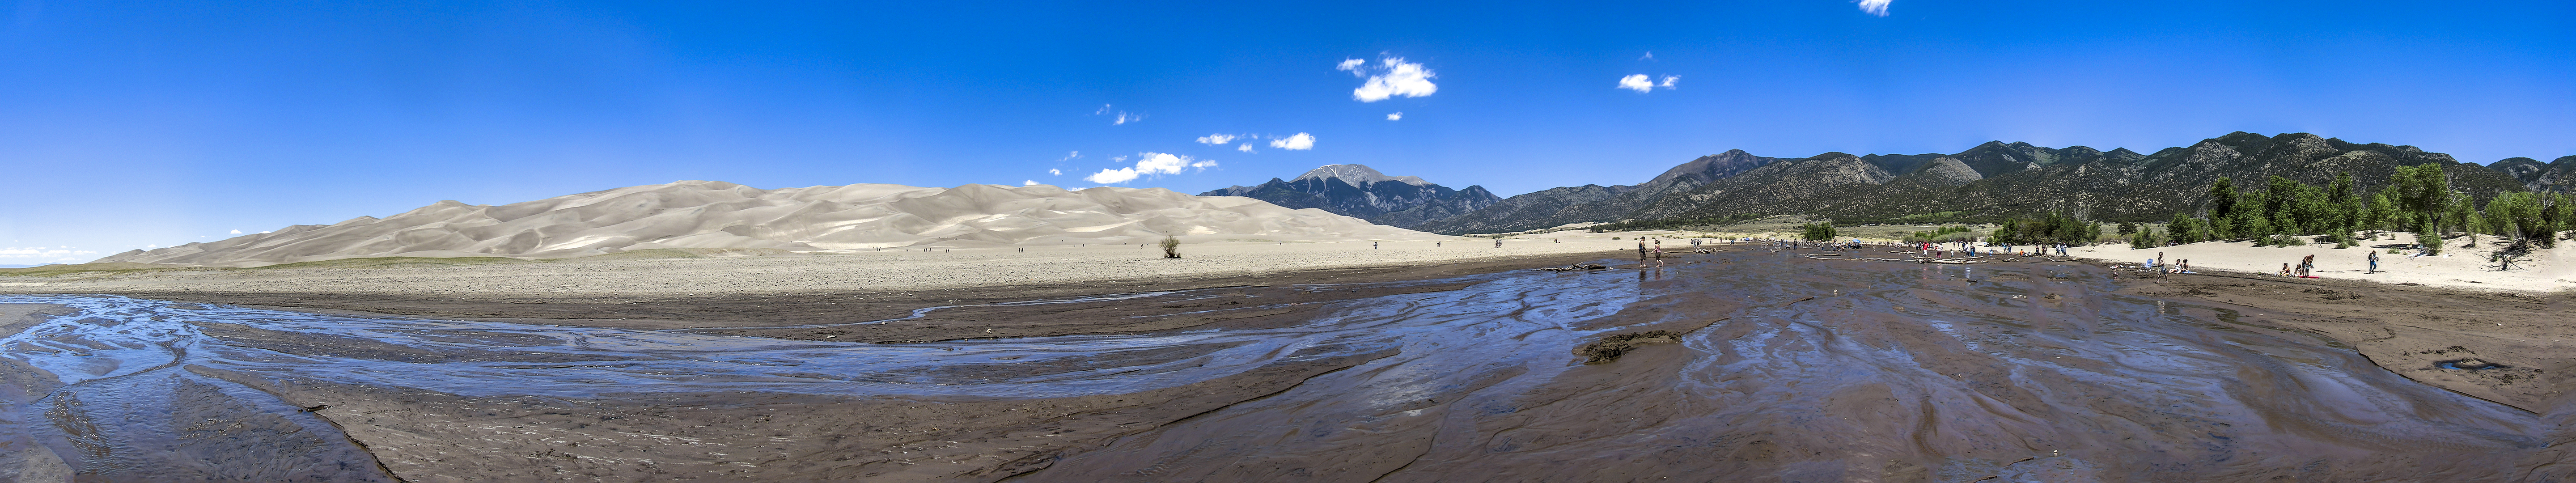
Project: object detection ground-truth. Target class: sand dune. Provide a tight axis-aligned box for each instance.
[97,181,1441,267]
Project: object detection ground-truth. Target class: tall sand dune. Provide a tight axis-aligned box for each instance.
[97,181,1440,267]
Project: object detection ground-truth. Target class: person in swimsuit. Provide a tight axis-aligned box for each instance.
[1652,240,1665,267]
[1637,240,1649,268]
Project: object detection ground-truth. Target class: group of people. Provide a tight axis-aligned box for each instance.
[1638,238,1665,267]
[2279,254,2318,278]
[2147,252,2193,274]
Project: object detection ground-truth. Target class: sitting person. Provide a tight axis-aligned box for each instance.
[2279,263,2292,276]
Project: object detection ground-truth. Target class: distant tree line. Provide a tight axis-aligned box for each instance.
[1900,225,1976,243]
[2131,165,2571,254]
[1988,212,2101,246]
[1800,221,1838,241]
[1587,213,1762,233]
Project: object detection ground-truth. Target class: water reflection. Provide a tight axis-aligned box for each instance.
[1,251,2560,481]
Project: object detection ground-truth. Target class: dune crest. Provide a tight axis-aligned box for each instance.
[98,181,1439,267]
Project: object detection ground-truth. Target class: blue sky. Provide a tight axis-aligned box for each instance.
[4,0,2571,264]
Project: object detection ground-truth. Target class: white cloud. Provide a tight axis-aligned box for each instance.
[1083,152,1204,184]
[1025,180,1040,186]
[1660,76,1680,88]
[1335,58,1367,76]
[1269,132,1316,150]
[1195,134,1237,145]
[1349,57,1436,102]
[1386,112,1403,121]
[1237,144,1254,153]
[1095,105,1141,125]
[1058,151,1080,161]
[1135,152,1188,174]
[1640,51,1656,61]
[229,229,242,234]
[1858,0,1891,16]
[1048,168,1063,176]
[1083,168,1140,184]
[1618,74,1654,93]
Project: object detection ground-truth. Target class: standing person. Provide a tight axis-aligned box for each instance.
[2301,254,2314,277]
[2368,250,2380,273]
[1652,240,1666,267]
[1636,239,1650,268]
[1373,241,1379,249]
[2156,251,2165,267]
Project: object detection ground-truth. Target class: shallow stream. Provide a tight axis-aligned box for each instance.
[0,251,2563,481]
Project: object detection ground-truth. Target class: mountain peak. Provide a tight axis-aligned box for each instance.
[1294,164,1429,186]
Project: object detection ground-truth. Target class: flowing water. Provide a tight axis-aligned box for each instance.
[0,251,2563,481]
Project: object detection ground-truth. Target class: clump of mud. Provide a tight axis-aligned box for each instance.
[1574,330,1685,364]
[2438,359,2509,370]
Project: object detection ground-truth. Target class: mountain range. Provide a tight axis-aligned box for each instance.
[1198,164,1501,228]
[1394,132,2569,234]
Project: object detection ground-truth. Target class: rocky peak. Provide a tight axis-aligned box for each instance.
[1649,149,1780,185]
[1292,164,1429,186]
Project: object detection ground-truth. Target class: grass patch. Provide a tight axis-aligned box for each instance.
[0,263,200,278]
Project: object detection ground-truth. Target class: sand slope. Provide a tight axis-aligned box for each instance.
[96,181,1441,267]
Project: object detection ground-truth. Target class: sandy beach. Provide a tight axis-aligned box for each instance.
[2072,235,2576,292]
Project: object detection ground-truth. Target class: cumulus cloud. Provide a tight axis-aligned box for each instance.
[1025,180,1039,186]
[1049,168,1063,176]
[1618,74,1654,93]
[1386,112,1403,121]
[1335,58,1367,75]
[1347,57,1436,102]
[1083,168,1140,184]
[1083,152,1207,184]
[1620,75,1682,93]
[229,229,242,234]
[1134,152,1188,174]
[1858,0,1890,16]
[1237,144,1255,153]
[1195,134,1237,145]
[1269,132,1316,150]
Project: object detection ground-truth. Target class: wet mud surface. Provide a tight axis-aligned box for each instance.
[2,247,2573,481]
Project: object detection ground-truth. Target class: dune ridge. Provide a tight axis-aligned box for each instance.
[97,181,1440,267]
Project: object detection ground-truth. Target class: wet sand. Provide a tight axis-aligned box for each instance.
[3,244,2572,481]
